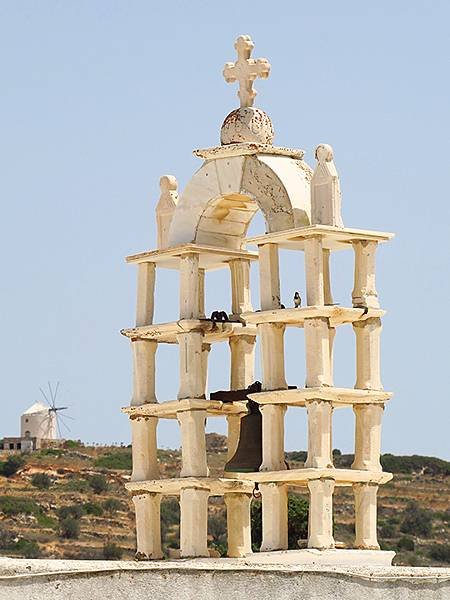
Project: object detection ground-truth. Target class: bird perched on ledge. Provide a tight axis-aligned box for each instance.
[294,291,302,308]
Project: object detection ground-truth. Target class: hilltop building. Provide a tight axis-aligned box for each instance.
[1,401,59,452]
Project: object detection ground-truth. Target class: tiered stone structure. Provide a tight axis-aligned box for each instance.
[122,35,394,563]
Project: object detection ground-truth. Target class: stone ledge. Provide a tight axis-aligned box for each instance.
[242,306,385,327]
[246,225,394,252]
[227,468,392,486]
[247,387,392,408]
[193,143,304,160]
[126,243,258,271]
[0,557,448,600]
[126,477,254,496]
[121,320,257,344]
[122,398,248,420]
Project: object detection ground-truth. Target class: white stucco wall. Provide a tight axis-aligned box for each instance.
[0,558,449,600]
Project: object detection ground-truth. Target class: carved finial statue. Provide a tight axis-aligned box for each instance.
[223,35,271,108]
[310,144,344,228]
[156,175,178,249]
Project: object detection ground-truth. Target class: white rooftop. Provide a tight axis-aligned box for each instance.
[22,401,49,415]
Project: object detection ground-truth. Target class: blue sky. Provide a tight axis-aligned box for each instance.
[0,2,449,458]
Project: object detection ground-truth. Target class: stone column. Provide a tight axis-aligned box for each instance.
[177,331,204,399]
[198,268,206,318]
[352,240,379,308]
[226,414,242,461]
[260,483,288,551]
[259,323,287,390]
[131,417,159,481]
[177,409,208,477]
[224,492,252,557]
[304,236,324,306]
[323,248,333,305]
[131,340,157,406]
[229,335,256,390]
[179,487,209,557]
[229,259,252,317]
[305,400,333,469]
[353,482,380,549]
[352,404,384,471]
[201,342,211,398]
[354,318,382,390]
[258,243,281,310]
[307,478,335,549]
[136,262,156,326]
[329,326,336,387]
[133,493,162,559]
[260,404,287,472]
[179,253,200,319]
[304,317,332,387]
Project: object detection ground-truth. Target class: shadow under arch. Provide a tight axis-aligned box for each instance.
[168,153,313,250]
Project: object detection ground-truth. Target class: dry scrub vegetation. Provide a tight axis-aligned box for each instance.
[0,436,448,565]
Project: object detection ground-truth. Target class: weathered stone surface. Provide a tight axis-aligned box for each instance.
[4,558,448,600]
[221,107,274,145]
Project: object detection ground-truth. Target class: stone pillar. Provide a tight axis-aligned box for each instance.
[226,414,242,461]
[177,410,208,477]
[259,323,287,390]
[304,317,332,387]
[307,478,335,549]
[179,487,209,557]
[323,248,333,305]
[260,404,287,472]
[224,493,252,557]
[305,400,333,469]
[198,268,206,319]
[201,342,211,397]
[354,482,380,549]
[259,243,281,310]
[131,417,159,481]
[136,262,156,326]
[352,240,379,308]
[177,331,204,399]
[304,236,324,306]
[229,259,252,317]
[131,340,157,405]
[260,483,288,551]
[352,404,384,471]
[133,493,162,559]
[354,318,382,390]
[229,335,256,390]
[329,326,336,387]
[179,253,200,319]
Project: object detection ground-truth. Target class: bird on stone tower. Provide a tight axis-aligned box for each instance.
[293,291,302,308]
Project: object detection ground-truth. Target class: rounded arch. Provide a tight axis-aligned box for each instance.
[168,154,313,250]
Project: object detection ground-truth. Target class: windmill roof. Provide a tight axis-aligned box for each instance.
[22,401,49,415]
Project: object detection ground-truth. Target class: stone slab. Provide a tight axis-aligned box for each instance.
[247,225,394,252]
[247,387,392,408]
[0,557,449,600]
[242,305,385,327]
[121,319,257,344]
[126,243,258,271]
[227,467,392,486]
[193,143,304,160]
[123,398,248,420]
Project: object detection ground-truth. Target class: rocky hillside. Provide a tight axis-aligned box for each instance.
[0,437,448,566]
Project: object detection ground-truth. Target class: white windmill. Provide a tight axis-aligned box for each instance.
[20,382,72,440]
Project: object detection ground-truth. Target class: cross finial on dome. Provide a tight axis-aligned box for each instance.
[223,35,271,108]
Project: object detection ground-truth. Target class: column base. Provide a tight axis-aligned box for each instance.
[240,548,395,567]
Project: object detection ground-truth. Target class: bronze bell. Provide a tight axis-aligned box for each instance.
[210,381,263,473]
[225,398,262,473]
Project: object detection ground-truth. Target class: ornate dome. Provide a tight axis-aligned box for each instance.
[220,107,274,145]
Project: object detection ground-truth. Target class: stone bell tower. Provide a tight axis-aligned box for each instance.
[122,35,394,564]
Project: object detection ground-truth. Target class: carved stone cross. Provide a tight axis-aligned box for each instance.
[223,35,271,108]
